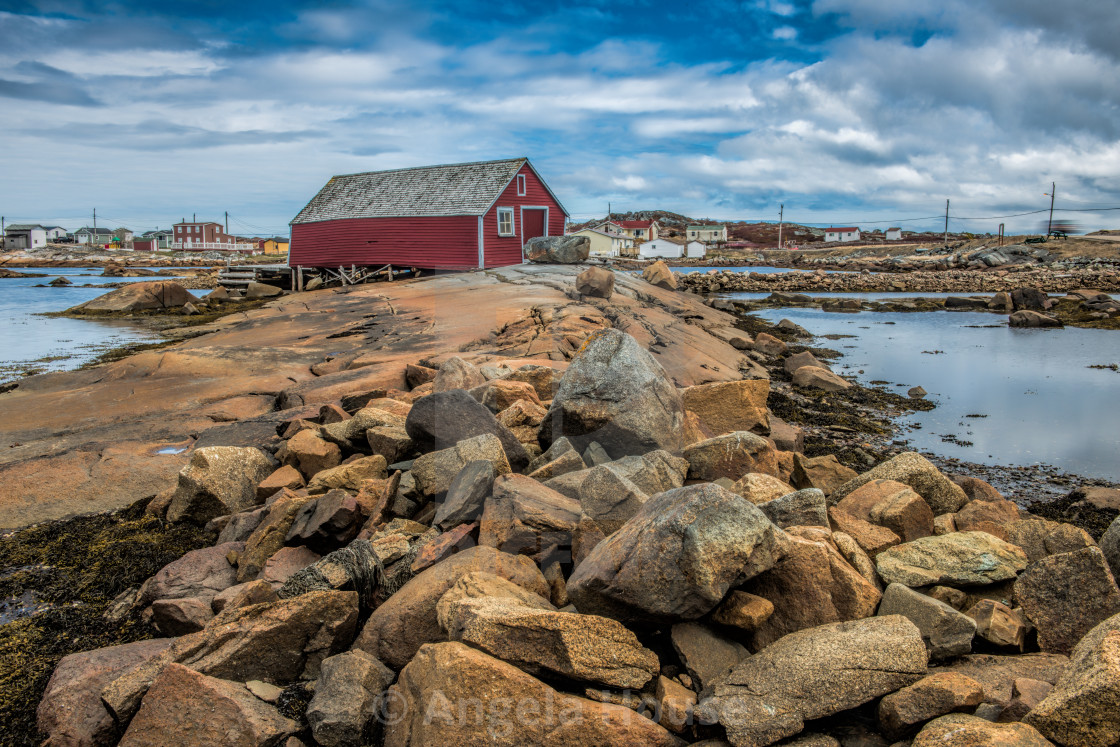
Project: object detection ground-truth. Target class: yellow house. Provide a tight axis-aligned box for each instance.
[261,237,290,254]
[569,227,636,258]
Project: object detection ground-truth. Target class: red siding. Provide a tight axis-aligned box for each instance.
[289,216,480,270]
[289,163,567,270]
[480,163,567,268]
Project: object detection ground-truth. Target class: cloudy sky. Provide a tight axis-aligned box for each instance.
[2,0,1119,236]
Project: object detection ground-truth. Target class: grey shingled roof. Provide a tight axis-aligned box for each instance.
[292,157,541,224]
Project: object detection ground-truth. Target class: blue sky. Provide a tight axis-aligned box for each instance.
[1,0,1119,236]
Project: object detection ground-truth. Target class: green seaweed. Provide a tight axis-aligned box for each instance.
[0,500,214,747]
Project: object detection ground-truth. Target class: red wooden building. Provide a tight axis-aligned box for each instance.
[288,157,568,272]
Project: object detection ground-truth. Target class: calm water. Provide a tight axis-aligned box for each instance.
[0,268,179,382]
[749,306,1120,481]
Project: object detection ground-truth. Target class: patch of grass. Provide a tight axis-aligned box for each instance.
[0,501,214,747]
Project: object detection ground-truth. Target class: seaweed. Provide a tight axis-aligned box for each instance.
[0,500,214,746]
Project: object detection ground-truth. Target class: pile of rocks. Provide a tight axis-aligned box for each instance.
[35,315,1120,745]
[678,267,1120,294]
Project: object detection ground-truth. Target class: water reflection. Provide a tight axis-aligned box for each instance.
[751,307,1120,481]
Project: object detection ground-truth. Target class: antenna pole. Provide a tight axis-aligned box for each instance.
[943,199,949,247]
[777,204,784,249]
[1047,182,1055,235]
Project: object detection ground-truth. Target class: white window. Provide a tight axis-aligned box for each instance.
[497,208,514,236]
[516,174,526,196]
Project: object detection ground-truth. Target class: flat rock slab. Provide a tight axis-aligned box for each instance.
[876,531,1028,587]
[1,265,746,527]
[697,615,928,747]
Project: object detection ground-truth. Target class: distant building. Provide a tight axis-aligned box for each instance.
[172,219,241,250]
[4,224,48,249]
[112,227,134,243]
[569,227,635,258]
[73,227,115,245]
[687,225,727,243]
[886,227,902,241]
[639,237,686,259]
[685,240,706,259]
[141,229,175,249]
[602,220,658,242]
[259,237,290,255]
[825,227,861,243]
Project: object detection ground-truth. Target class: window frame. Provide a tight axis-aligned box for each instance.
[516,174,526,196]
[497,207,515,237]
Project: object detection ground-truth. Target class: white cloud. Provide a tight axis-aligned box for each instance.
[773,26,798,40]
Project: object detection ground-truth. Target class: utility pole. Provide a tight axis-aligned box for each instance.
[943,199,949,247]
[93,208,97,245]
[225,211,229,235]
[1047,182,1056,235]
[777,204,784,249]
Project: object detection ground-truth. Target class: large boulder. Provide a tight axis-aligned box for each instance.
[353,546,548,669]
[836,479,935,542]
[382,642,680,746]
[430,356,486,392]
[405,389,529,470]
[877,583,977,661]
[524,235,590,263]
[538,329,688,458]
[832,452,969,515]
[641,260,677,290]
[306,650,395,747]
[1009,309,1063,328]
[37,639,173,747]
[912,714,1053,746]
[102,591,359,723]
[680,379,770,437]
[410,433,512,500]
[791,366,851,392]
[741,534,882,649]
[545,449,688,501]
[478,473,581,555]
[139,542,243,607]
[1102,513,1120,580]
[567,483,790,622]
[790,454,859,496]
[68,281,200,313]
[1024,613,1120,746]
[696,615,928,747]
[878,672,985,739]
[1014,547,1120,656]
[670,622,750,692]
[445,596,659,689]
[576,266,615,298]
[237,488,316,582]
[876,532,1028,587]
[683,431,779,481]
[433,460,495,529]
[118,663,298,746]
[166,447,275,524]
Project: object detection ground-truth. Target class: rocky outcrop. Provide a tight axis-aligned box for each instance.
[67,281,200,313]
[166,447,275,524]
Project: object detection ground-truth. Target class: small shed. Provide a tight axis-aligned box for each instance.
[886,227,902,241]
[639,237,685,259]
[685,240,706,259]
[289,157,568,271]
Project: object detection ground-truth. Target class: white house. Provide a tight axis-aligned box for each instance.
[685,240,706,258]
[687,224,728,243]
[4,224,49,249]
[569,227,635,258]
[825,226,861,243]
[639,237,685,259]
[886,227,902,241]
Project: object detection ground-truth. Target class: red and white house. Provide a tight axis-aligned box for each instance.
[288,157,568,271]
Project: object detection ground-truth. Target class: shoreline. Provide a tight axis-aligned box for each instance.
[2,262,1118,745]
